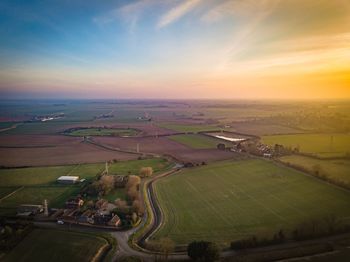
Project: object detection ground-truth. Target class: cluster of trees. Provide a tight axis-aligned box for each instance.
[231,230,286,250]
[125,175,144,215]
[187,241,220,261]
[0,221,33,251]
[139,167,153,178]
[84,175,116,197]
[273,144,298,156]
[282,161,350,190]
[231,215,349,251]
[184,162,207,168]
[147,237,175,261]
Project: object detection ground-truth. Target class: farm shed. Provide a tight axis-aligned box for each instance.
[57,176,80,184]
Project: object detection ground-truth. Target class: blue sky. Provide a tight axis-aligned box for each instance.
[0,0,349,99]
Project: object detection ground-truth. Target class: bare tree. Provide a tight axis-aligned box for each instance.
[132,199,144,215]
[160,237,175,261]
[139,167,153,177]
[126,175,141,190]
[99,175,115,194]
[324,214,341,233]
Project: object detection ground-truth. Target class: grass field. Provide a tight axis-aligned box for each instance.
[262,133,350,158]
[279,155,350,185]
[0,164,104,212]
[108,158,172,175]
[154,159,350,246]
[0,186,79,208]
[0,164,104,186]
[104,188,126,202]
[67,127,139,137]
[3,229,108,262]
[169,134,230,149]
[157,122,220,133]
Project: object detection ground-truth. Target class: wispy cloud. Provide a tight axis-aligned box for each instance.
[222,33,350,75]
[157,0,201,29]
[201,0,279,23]
[93,0,157,33]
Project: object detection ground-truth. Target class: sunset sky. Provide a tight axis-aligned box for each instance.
[0,0,349,99]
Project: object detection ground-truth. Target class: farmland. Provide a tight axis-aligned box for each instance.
[66,127,140,137]
[279,155,350,185]
[261,133,350,158]
[0,164,103,186]
[0,142,138,167]
[157,122,220,133]
[3,229,108,262]
[169,134,230,149]
[0,164,104,213]
[93,136,236,163]
[154,159,350,246]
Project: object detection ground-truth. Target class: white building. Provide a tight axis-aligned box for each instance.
[57,176,80,184]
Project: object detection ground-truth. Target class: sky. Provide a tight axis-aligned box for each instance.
[0,0,349,100]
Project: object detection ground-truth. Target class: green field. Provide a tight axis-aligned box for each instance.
[67,127,139,137]
[157,122,220,133]
[0,164,104,186]
[169,134,230,149]
[108,158,172,175]
[279,155,350,185]
[0,186,79,208]
[0,164,104,213]
[3,229,108,262]
[262,133,350,158]
[154,159,350,246]
[104,188,126,202]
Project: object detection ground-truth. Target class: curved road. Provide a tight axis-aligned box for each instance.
[113,166,187,261]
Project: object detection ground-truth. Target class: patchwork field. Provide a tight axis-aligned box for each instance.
[93,136,236,163]
[169,134,230,149]
[262,133,350,158]
[3,229,108,262]
[279,155,350,185]
[154,159,350,246]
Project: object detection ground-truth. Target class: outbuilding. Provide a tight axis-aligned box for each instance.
[57,176,80,184]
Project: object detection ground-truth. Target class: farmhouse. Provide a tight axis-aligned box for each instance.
[107,214,121,227]
[17,204,44,216]
[57,176,80,184]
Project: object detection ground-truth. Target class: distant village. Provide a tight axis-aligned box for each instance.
[30,113,65,122]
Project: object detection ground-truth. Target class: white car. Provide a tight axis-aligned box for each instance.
[57,220,64,225]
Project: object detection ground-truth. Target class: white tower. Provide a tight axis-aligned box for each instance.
[44,199,48,216]
[105,161,109,175]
